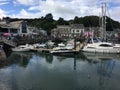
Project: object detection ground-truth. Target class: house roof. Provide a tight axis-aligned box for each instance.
[70,24,84,29]
[57,25,71,29]
[0,20,23,29]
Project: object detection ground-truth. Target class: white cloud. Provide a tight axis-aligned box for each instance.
[10,9,41,18]
[37,0,101,20]
[0,8,7,18]
[0,2,8,5]
[0,0,9,1]
[6,0,120,22]
[108,6,120,22]
[109,0,120,4]
[15,0,39,6]
[0,0,9,5]
[28,6,40,11]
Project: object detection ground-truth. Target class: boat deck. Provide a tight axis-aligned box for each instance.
[31,48,53,53]
[31,43,83,53]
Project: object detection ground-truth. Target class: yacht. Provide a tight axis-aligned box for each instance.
[82,37,120,53]
[82,3,120,54]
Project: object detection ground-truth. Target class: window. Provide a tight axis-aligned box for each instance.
[22,22,27,33]
[10,29,17,33]
[99,44,112,47]
[73,30,75,33]
[77,30,79,32]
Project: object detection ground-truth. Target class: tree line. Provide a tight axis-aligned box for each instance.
[3,13,120,35]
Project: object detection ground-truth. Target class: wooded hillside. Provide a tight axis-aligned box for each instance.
[3,13,120,35]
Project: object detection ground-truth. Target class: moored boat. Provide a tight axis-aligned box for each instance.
[12,44,33,52]
[82,37,120,53]
[82,3,120,54]
[12,47,30,52]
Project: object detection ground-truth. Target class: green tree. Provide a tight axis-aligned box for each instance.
[56,17,69,25]
[45,13,53,22]
[73,16,80,24]
[40,13,56,35]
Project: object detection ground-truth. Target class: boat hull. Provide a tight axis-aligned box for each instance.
[12,48,30,52]
[82,48,120,54]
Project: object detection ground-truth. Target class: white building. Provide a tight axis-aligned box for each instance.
[70,24,84,37]
[51,24,85,39]
[0,20,30,36]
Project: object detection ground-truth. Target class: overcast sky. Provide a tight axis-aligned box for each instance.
[0,0,120,22]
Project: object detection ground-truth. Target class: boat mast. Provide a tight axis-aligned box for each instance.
[101,2,107,41]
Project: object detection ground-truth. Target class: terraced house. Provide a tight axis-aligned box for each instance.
[51,24,85,39]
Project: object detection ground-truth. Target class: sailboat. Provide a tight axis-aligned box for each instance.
[82,3,120,53]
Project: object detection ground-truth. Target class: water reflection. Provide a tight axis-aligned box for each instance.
[82,52,120,63]
[82,52,120,90]
[0,51,120,90]
[97,60,115,90]
[38,52,53,64]
[6,52,33,68]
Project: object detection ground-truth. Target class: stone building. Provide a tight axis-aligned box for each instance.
[51,24,85,39]
[70,24,84,38]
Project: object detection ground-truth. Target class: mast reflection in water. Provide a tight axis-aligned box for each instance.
[0,52,120,90]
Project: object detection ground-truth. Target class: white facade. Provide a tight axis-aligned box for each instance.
[51,24,85,39]
[0,20,30,36]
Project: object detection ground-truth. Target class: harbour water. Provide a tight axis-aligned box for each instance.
[0,52,120,90]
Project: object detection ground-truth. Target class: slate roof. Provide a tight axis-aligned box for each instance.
[70,24,84,29]
[0,20,23,29]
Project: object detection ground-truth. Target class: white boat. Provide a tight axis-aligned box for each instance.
[82,37,120,53]
[52,43,66,50]
[33,43,46,48]
[50,42,77,54]
[46,40,55,47]
[65,43,74,50]
[82,3,120,54]
[53,42,74,50]
[12,44,33,52]
[12,47,30,52]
